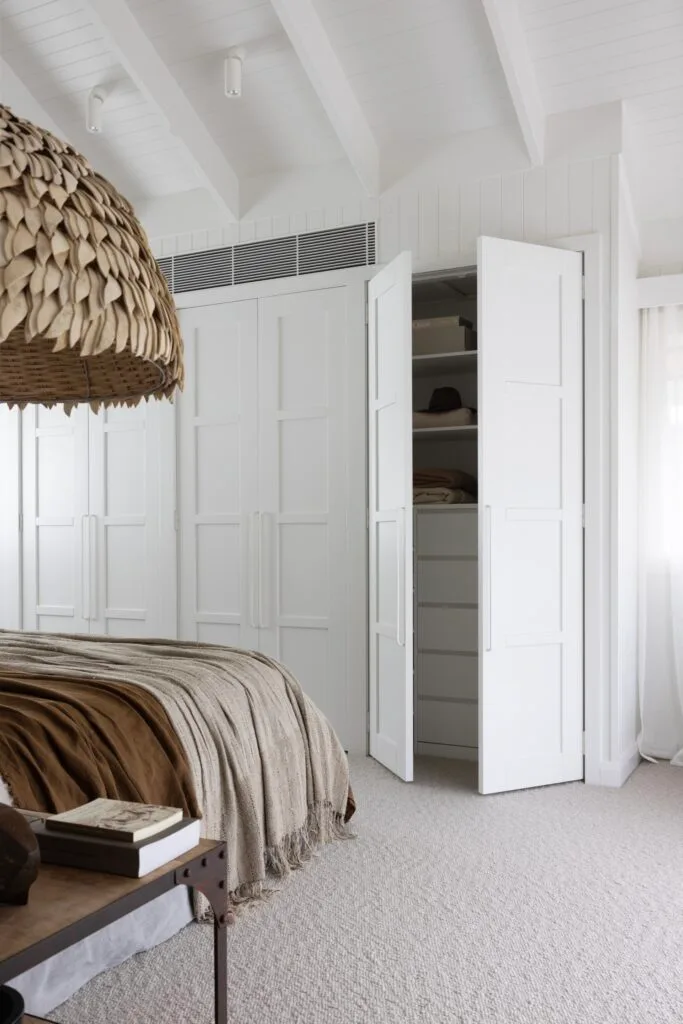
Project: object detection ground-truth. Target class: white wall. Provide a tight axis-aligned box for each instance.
[639,216,683,279]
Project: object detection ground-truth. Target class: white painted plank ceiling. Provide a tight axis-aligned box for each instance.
[521,0,683,217]
[0,0,682,230]
[0,0,201,197]
[125,0,344,176]
[314,0,514,148]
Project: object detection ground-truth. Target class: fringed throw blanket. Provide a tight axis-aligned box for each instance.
[0,630,353,916]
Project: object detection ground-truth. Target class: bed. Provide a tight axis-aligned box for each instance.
[0,629,354,1015]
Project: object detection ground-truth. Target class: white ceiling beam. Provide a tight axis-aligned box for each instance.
[269,0,380,196]
[481,0,545,166]
[82,0,240,220]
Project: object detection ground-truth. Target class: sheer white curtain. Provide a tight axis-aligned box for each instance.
[639,304,683,764]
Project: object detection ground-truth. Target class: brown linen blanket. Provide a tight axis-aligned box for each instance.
[0,669,199,817]
[0,630,353,915]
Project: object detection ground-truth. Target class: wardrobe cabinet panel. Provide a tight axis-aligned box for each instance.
[21,405,90,634]
[89,399,177,639]
[177,300,259,651]
[258,288,349,741]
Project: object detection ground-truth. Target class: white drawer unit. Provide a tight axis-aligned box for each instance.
[415,506,479,759]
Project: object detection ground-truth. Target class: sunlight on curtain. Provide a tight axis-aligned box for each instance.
[638,304,683,765]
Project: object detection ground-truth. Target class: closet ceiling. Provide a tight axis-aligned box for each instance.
[0,0,681,225]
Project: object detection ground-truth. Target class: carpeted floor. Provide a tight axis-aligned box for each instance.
[51,756,683,1024]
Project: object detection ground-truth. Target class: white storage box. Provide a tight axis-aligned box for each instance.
[412,316,476,355]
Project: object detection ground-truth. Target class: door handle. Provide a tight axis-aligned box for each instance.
[484,505,492,652]
[260,512,270,630]
[89,514,98,624]
[249,512,259,630]
[81,514,90,622]
[397,508,406,647]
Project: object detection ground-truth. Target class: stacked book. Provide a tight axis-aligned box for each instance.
[20,798,200,878]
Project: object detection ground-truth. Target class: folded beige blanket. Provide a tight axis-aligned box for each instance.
[414,468,478,493]
[413,408,477,429]
[413,487,476,505]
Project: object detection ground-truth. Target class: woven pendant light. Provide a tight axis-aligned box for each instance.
[0,104,183,411]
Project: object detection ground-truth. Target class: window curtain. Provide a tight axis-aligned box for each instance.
[638,304,683,764]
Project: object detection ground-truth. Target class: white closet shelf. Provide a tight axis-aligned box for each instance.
[414,503,477,511]
[412,351,478,376]
[413,425,478,441]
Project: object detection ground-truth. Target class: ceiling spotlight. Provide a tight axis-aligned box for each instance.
[224,47,245,98]
[86,88,106,133]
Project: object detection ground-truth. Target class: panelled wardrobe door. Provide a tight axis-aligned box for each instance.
[257,288,350,743]
[478,236,584,795]
[177,300,259,649]
[88,400,177,639]
[21,405,90,634]
[367,252,414,782]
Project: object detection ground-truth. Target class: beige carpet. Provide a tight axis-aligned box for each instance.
[51,756,683,1024]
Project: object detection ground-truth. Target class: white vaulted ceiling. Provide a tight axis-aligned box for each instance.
[521,0,683,220]
[0,0,682,232]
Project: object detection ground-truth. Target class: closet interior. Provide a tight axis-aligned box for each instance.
[412,269,479,762]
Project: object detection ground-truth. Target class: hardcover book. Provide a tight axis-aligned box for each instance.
[44,798,184,843]
[31,818,201,878]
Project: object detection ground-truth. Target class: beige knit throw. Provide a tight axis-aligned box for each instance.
[0,630,352,917]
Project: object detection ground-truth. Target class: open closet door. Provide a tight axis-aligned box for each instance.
[478,237,584,795]
[368,252,414,781]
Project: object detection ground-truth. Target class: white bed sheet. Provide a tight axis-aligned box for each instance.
[1,777,194,1016]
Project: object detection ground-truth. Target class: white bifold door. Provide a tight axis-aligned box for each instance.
[368,238,584,794]
[477,237,584,793]
[367,252,414,781]
[177,285,361,750]
[21,401,176,637]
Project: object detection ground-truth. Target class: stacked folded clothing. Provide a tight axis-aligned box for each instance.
[414,487,476,505]
[413,467,478,505]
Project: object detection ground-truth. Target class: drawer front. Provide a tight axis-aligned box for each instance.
[417,651,478,701]
[418,606,478,653]
[417,558,478,605]
[417,699,478,748]
[416,509,477,558]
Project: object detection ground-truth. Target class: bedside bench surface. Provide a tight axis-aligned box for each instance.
[0,838,229,1023]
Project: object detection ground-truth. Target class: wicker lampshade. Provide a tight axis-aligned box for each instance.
[0,104,183,410]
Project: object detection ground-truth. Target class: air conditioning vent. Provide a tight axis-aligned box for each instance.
[298,223,374,276]
[234,235,297,285]
[173,246,232,294]
[156,222,376,295]
[157,256,173,291]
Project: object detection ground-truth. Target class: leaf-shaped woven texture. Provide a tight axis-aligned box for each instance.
[0,104,183,410]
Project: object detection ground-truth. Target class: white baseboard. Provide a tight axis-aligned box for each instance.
[416,742,478,762]
[596,744,641,787]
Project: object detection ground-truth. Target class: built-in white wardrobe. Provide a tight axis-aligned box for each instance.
[369,238,586,794]
[19,400,176,638]
[175,277,367,752]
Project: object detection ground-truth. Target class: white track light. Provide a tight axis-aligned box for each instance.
[87,88,106,133]
[224,48,245,98]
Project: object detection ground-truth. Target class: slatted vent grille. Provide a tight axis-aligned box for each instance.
[156,222,376,294]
